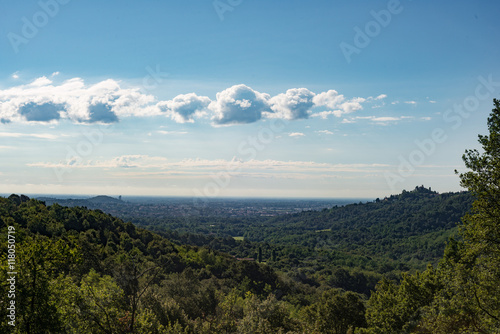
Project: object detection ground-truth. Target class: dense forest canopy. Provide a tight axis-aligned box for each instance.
[0,188,475,333]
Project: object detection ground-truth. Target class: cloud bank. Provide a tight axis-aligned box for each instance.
[0,76,386,126]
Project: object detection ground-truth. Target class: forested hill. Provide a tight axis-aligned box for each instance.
[243,186,473,270]
[257,186,471,240]
[0,194,337,333]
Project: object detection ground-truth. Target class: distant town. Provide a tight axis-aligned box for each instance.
[32,195,366,219]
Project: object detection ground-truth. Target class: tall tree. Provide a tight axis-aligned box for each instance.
[457,99,500,251]
[442,98,500,330]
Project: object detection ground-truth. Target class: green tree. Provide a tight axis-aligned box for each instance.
[303,289,366,334]
[454,99,500,324]
[16,236,80,334]
[419,99,500,332]
[363,266,442,333]
[416,99,500,333]
[238,292,296,334]
[76,270,128,333]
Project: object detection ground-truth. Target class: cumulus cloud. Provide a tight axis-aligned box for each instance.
[0,75,386,126]
[31,76,53,87]
[209,84,271,125]
[288,132,305,137]
[0,76,158,124]
[157,93,210,123]
[312,90,344,109]
[268,88,315,120]
[339,97,366,113]
[311,110,342,119]
[312,90,366,118]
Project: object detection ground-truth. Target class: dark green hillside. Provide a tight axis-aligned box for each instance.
[0,191,474,333]
[253,186,472,265]
[0,194,366,333]
[117,187,472,299]
[124,188,471,269]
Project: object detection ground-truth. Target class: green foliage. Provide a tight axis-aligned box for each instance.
[363,265,442,333]
[0,195,318,332]
[414,99,500,332]
[125,186,471,297]
[302,289,366,334]
[453,99,500,325]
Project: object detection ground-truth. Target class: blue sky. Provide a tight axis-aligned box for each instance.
[1,0,499,198]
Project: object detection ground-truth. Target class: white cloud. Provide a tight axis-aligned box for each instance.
[371,117,402,122]
[157,93,210,123]
[29,76,53,87]
[404,101,417,105]
[29,155,390,174]
[11,72,19,79]
[157,130,188,135]
[0,75,395,127]
[268,88,315,120]
[0,76,159,124]
[312,90,366,118]
[313,90,344,109]
[311,110,342,119]
[340,98,366,113]
[288,132,305,137]
[316,130,334,135]
[209,84,271,125]
[0,132,59,139]
[341,116,414,125]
